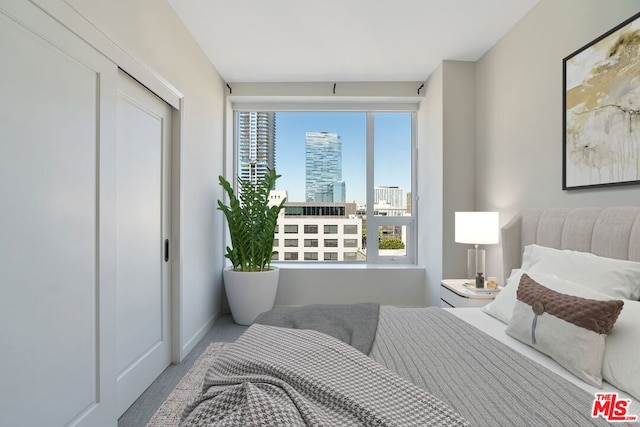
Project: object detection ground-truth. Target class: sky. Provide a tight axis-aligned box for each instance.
[273,111,412,206]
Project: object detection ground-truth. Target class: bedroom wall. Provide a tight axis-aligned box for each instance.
[65,0,226,359]
[418,65,444,306]
[418,61,476,305]
[475,0,640,281]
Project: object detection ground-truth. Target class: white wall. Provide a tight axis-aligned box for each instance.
[475,0,640,280]
[442,61,477,281]
[418,61,477,305]
[275,267,426,307]
[418,64,444,306]
[65,0,226,360]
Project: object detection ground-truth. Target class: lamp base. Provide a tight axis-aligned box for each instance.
[466,248,486,280]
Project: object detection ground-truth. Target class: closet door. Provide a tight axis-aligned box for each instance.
[0,2,117,426]
[116,70,172,416]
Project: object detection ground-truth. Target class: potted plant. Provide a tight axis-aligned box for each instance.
[217,168,286,325]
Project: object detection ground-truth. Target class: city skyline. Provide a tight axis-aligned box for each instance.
[236,111,412,206]
[279,112,411,205]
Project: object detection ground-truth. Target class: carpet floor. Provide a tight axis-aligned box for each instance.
[146,342,229,427]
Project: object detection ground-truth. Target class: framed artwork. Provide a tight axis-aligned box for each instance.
[563,11,640,190]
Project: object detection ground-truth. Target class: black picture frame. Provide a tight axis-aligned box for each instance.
[563,11,640,190]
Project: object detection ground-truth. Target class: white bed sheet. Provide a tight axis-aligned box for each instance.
[446,307,640,416]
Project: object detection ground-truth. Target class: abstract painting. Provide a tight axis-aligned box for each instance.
[563,12,640,189]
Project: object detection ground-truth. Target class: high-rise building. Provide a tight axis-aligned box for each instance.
[305,132,343,202]
[315,181,346,203]
[374,186,404,208]
[331,181,346,203]
[237,112,276,186]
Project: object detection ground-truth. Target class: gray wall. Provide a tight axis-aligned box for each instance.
[418,61,477,305]
[475,0,640,280]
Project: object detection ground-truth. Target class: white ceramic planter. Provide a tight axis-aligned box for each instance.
[223,267,279,325]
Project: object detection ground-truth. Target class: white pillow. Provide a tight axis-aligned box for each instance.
[521,244,640,300]
[602,299,640,401]
[505,274,623,387]
[481,268,613,324]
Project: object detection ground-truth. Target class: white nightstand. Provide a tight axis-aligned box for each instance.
[440,279,500,308]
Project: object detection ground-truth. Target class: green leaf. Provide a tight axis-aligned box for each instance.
[217,169,285,272]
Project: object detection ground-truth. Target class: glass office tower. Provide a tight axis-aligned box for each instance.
[305,132,344,202]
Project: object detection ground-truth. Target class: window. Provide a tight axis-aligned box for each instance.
[324,239,338,248]
[234,110,415,263]
[284,252,298,260]
[284,239,298,247]
[304,224,318,234]
[273,238,279,246]
[271,253,279,261]
[304,239,318,247]
[377,225,406,257]
[344,238,358,248]
[344,252,358,261]
[368,112,414,262]
[304,252,318,261]
[324,225,338,234]
[344,224,358,234]
[284,224,298,234]
[324,252,338,261]
[287,206,345,216]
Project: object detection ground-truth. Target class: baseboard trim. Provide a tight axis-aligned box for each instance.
[180,310,219,361]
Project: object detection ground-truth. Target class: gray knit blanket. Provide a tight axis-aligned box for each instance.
[180,323,468,426]
[371,307,613,427]
[254,302,379,354]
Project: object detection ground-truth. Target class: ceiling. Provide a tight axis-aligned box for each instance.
[167,0,540,83]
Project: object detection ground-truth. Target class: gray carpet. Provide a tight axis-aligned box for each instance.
[118,316,247,427]
[147,342,229,426]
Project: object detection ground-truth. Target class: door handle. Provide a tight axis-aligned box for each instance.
[164,239,169,262]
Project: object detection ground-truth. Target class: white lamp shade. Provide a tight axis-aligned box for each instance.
[455,212,499,245]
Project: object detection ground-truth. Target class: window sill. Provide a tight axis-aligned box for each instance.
[271,262,423,270]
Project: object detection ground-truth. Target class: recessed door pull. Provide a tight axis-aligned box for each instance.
[164,239,169,262]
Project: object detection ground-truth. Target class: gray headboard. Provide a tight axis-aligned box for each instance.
[501,207,640,277]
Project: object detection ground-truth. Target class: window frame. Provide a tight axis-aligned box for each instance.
[365,112,416,263]
[229,107,417,264]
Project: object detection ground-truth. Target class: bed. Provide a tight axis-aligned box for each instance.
[181,207,640,426]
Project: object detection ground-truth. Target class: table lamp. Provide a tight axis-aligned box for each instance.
[455,212,499,287]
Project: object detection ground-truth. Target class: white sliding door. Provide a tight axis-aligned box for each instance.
[116,70,172,416]
[0,2,117,426]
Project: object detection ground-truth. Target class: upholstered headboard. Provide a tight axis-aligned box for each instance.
[501,207,640,277]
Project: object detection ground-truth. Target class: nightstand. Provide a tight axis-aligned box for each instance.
[440,279,500,308]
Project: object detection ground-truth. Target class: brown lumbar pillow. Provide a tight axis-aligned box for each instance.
[506,274,623,387]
